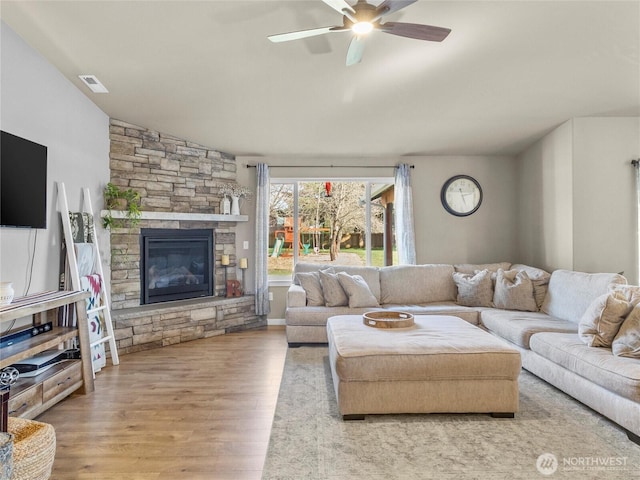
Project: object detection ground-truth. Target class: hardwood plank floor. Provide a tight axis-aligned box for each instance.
[36,326,288,480]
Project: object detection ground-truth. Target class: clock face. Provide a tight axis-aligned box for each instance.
[441,175,483,216]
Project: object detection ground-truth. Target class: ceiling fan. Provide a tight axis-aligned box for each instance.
[268,0,451,66]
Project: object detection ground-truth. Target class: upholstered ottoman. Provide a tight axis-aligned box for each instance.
[327,315,521,419]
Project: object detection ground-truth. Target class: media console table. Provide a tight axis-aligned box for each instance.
[0,291,95,423]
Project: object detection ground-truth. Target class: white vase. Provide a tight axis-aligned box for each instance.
[0,282,14,306]
[231,196,241,216]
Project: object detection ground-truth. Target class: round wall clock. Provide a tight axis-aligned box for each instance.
[441,175,483,217]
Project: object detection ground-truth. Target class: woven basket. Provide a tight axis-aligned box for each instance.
[8,417,56,480]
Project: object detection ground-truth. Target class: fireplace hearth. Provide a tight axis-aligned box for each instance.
[140,228,214,305]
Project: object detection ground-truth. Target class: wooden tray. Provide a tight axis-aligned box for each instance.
[363,311,415,329]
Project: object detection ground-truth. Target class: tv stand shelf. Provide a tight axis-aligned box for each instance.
[0,290,95,420]
[1,327,78,366]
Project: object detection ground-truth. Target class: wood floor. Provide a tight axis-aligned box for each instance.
[37,326,288,480]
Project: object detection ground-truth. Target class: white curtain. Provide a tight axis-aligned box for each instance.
[394,163,417,265]
[635,160,640,283]
[255,163,270,315]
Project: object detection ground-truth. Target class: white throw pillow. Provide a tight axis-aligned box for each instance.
[295,271,324,306]
[578,292,632,347]
[452,269,493,307]
[319,269,348,307]
[493,269,537,312]
[612,305,640,358]
[337,272,379,308]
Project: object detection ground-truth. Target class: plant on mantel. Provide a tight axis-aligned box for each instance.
[102,182,142,229]
[217,182,253,199]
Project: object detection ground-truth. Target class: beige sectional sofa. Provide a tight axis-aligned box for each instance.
[285,262,640,443]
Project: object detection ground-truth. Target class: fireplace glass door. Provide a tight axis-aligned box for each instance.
[140,229,213,304]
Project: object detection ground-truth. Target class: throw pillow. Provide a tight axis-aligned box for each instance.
[612,305,640,358]
[493,269,537,312]
[337,272,380,308]
[608,284,640,307]
[454,262,511,275]
[452,269,493,307]
[295,271,324,306]
[578,292,632,347]
[511,264,551,310]
[319,269,348,307]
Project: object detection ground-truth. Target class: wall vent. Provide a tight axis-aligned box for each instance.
[78,74,109,93]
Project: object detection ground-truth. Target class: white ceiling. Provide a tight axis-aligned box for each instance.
[1,0,639,158]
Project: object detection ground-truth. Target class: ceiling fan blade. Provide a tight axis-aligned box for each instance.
[268,26,346,43]
[322,0,356,15]
[375,0,418,17]
[346,35,366,66]
[380,22,451,42]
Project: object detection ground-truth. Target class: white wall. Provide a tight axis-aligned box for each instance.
[410,156,518,265]
[516,117,640,283]
[572,117,639,281]
[516,120,574,271]
[0,22,110,297]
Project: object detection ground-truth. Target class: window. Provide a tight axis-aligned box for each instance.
[268,179,397,279]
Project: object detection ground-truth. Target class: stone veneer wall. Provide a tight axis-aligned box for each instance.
[107,119,263,354]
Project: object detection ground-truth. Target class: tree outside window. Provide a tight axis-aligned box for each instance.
[268,180,396,278]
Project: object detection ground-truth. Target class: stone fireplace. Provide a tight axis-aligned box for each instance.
[107,119,264,354]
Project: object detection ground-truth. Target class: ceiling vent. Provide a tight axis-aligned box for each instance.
[78,74,109,93]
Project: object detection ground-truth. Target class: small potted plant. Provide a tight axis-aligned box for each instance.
[103,182,142,229]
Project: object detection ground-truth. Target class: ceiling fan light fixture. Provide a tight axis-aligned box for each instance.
[352,21,373,35]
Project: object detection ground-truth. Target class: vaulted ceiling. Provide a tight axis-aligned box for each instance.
[2,0,639,157]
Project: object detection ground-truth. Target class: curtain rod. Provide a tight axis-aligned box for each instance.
[246,164,414,169]
[632,159,639,167]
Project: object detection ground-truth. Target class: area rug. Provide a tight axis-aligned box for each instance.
[262,347,640,480]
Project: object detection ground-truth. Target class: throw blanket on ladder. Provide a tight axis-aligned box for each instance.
[80,274,107,372]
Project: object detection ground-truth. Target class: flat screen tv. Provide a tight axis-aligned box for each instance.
[0,131,48,229]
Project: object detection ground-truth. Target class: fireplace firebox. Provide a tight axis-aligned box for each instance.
[140,228,214,305]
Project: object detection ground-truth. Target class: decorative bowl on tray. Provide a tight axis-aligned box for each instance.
[362,311,415,329]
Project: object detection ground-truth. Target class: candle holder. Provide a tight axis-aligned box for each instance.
[221,255,230,297]
[239,258,248,295]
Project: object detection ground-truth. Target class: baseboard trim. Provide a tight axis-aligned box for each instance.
[267,318,286,326]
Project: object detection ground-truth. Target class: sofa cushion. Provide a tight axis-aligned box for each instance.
[530,332,640,402]
[453,262,511,274]
[319,270,348,307]
[578,292,632,347]
[452,269,493,307]
[493,269,537,312]
[295,271,325,306]
[379,264,456,304]
[286,306,376,326]
[480,309,577,349]
[511,264,551,310]
[337,272,379,308]
[612,305,640,358]
[541,270,627,324]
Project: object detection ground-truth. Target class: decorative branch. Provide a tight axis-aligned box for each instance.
[217,182,253,198]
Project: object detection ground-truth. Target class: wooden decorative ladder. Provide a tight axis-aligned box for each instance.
[57,182,119,377]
